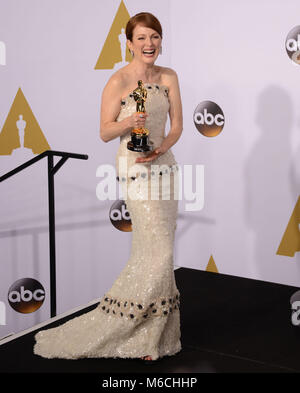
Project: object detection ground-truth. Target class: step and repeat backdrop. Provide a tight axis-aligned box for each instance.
[0,0,299,338]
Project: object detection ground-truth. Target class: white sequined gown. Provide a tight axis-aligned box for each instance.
[33,83,181,360]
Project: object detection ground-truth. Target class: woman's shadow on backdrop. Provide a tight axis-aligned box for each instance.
[244,85,300,282]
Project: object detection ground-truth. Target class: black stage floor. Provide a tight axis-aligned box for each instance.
[0,267,300,373]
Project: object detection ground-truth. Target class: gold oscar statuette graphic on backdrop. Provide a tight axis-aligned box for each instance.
[206,255,219,273]
[0,88,50,155]
[277,196,300,257]
[95,0,131,69]
[127,80,154,152]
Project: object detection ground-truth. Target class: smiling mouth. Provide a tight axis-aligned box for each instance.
[142,50,155,55]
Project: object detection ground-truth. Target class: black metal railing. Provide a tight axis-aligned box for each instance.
[0,150,89,318]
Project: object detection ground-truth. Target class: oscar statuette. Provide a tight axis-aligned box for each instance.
[127,80,154,152]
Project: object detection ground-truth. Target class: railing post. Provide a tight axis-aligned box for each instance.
[47,154,57,318]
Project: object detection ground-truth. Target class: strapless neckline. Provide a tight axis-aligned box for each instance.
[121,83,169,101]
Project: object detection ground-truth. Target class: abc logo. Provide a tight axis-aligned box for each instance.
[109,199,132,232]
[8,278,45,313]
[193,101,225,137]
[285,26,300,64]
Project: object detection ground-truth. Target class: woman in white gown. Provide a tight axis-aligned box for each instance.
[34,12,183,362]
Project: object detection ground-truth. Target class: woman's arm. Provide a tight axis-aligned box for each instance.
[160,68,183,153]
[100,76,131,143]
[100,75,148,143]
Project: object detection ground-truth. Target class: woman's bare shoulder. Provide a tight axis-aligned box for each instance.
[104,68,128,93]
[159,66,179,86]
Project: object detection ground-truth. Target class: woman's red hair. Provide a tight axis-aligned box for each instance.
[126,12,162,41]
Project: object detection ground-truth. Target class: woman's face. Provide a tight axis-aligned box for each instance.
[127,24,162,65]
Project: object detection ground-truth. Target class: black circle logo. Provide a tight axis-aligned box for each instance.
[286,26,300,65]
[8,278,45,313]
[109,199,132,231]
[193,101,225,137]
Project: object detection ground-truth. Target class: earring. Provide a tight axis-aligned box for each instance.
[130,50,134,57]
[159,46,162,55]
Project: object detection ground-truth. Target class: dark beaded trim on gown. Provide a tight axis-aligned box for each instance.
[99,292,180,321]
[116,163,180,182]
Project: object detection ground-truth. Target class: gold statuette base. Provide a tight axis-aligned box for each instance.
[127,127,154,152]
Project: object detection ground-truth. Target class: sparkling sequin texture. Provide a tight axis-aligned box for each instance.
[33,83,181,360]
